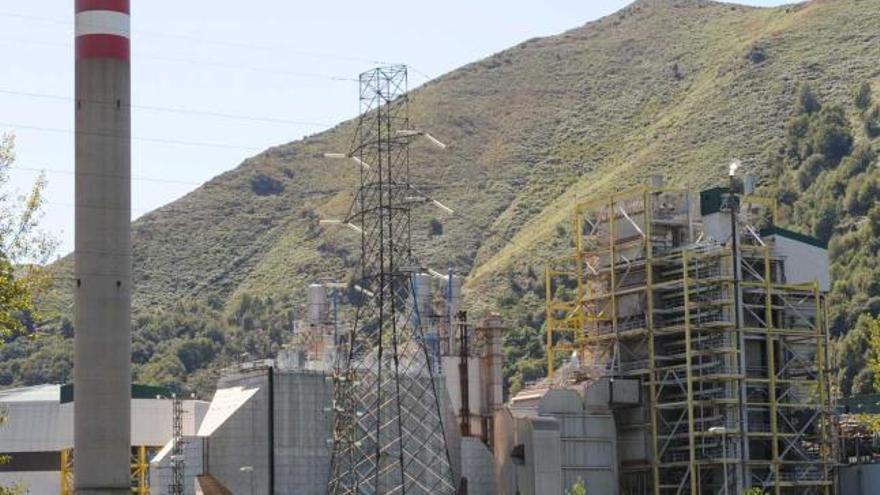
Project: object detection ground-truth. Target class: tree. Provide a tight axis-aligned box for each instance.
[0,133,54,495]
[810,106,853,164]
[0,133,55,340]
[743,488,767,495]
[867,316,880,392]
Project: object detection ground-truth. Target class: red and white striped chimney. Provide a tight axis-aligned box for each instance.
[75,0,130,60]
[74,0,132,493]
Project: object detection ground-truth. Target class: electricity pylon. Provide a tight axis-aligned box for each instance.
[326,65,457,495]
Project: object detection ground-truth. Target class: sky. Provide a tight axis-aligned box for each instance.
[1,0,794,256]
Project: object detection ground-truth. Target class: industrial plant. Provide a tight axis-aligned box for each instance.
[3,2,880,494]
[3,168,862,494]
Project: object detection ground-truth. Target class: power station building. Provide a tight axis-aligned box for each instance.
[176,278,504,495]
[540,178,834,494]
[1,178,845,494]
[0,384,207,494]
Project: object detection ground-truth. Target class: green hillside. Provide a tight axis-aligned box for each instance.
[2,0,880,396]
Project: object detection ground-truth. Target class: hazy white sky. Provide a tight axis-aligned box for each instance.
[2,0,793,255]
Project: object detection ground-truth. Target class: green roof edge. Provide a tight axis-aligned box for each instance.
[760,226,828,249]
[60,383,174,404]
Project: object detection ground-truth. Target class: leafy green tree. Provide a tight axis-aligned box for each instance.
[175,337,217,373]
[810,106,853,164]
[843,316,880,433]
[761,84,880,394]
[743,488,767,495]
[138,353,187,392]
[837,313,880,396]
[867,316,880,392]
[0,133,55,495]
[0,133,55,339]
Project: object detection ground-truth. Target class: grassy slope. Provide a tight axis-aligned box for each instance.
[466,0,880,307]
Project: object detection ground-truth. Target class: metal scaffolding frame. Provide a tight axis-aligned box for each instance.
[326,66,457,495]
[132,446,150,495]
[546,183,834,494]
[61,448,73,495]
[59,446,153,495]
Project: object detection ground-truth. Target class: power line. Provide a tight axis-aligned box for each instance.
[0,88,336,128]
[28,177,534,221]
[10,165,203,186]
[8,157,538,192]
[0,36,360,84]
[0,122,263,151]
[0,11,405,69]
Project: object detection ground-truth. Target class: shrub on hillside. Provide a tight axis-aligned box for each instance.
[797,154,827,190]
[854,82,873,112]
[783,114,812,165]
[844,176,880,216]
[811,106,853,163]
[796,83,822,115]
[865,104,880,138]
[250,174,284,196]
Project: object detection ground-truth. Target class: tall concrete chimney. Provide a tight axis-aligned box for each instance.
[73,1,131,493]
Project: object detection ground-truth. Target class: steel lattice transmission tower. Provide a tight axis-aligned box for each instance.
[327,66,457,495]
[169,394,184,495]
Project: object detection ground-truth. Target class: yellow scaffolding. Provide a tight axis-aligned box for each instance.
[60,449,73,495]
[131,445,150,495]
[58,446,154,495]
[545,182,834,494]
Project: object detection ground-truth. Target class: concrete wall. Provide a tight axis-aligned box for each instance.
[0,399,66,451]
[702,212,733,244]
[839,463,880,495]
[460,437,496,495]
[272,371,333,494]
[495,408,566,495]
[496,383,628,495]
[201,365,465,494]
[493,408,517,495]
[206,371,271,495]
[771,234,830,292]
[150,436,204,495]
[0,397,206,453]
[541,389,618,495]
[528,417,563,495]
